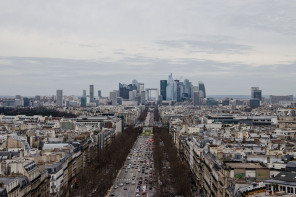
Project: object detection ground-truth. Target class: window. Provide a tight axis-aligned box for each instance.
[280,186,286,191]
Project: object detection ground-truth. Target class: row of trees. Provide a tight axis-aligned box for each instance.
[138,108,148,122]
[0,107,77,118]
[69,126,141,197]
[154,107,160,121]
[152,128,165,196]
[153,127,192,196]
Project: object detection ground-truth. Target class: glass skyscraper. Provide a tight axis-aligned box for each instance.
[119,83,130,100]
[198,82,206,98]
[184,79,192,98]
[166,73,177,101]
[90,85,94,102]
[160,80,167,100]
[56,90,63,107]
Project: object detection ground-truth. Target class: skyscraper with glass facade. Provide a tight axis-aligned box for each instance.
[198,82,206,98]
[166,73,177,101]
[56,90,63,107]
[90,85,94,102]
[119,83,130,100]
[160,80,167,100]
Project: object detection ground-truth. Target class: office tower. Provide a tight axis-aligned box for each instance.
[181,80,188,100]
[81,97,87,107]
[83,90,86,97]
[250,99,260,108]
[90,85,94,102]
[138,83,144,93]
[176,81,185,102]
[182,92,189,99]
[251,87,259,99]
[56,90,63,107]
[15,95,24,107]
[160,80,167,101]
[85,95,89,104]
[250,87,262,107]
[129,90,137,101]
[114,90,119,98]
[199,90,204,105]
[110,91,117,105]
[175,80,182,102]
[184,79,192,98]
[119,83,130,99]
[132,79,138,91]
[129,91,134,101]
[270,95,293,104]
[253,90,262,101]
[23,97,30,107]
[251,87,262,101]
[166,73,177,100]
[117,97,123,105]
[199,90,204,99]
[198,82,206,98]
[193,91,200,106]
[133,90,138,101]
[191,86,199,99]
[98,90,102,97]
[141,91,146,105]
[128,84,133,91]
[178,82,185,101]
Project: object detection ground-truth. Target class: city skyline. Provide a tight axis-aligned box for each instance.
[0,76,295,98]
[0,1,296,96]
[1,1,296,196]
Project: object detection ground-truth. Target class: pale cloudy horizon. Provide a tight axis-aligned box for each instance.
[0,0,296,96]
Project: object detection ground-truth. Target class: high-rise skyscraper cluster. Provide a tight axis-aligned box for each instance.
[160,73,206,106]
[112,75,205,106]
[3,74,296,109]
[108,79,146,106]
[79,85,102,107]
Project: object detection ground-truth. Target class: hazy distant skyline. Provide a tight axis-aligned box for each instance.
[0,0,296,96]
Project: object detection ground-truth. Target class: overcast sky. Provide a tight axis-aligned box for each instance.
[0,0,295,96]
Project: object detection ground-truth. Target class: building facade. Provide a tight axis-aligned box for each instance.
[160,80,167,101]
[56,90,63,107]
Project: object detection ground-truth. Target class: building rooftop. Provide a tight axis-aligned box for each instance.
[225,162,263,169]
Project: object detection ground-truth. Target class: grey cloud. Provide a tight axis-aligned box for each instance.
[0,1,295,97]
[225,1,296,35]
[156,39,252,54]
[0,56,295,96]
[79,44,98,48]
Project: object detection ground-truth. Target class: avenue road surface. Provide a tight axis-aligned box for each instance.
[107,136,155,197]
[107,111,156,197]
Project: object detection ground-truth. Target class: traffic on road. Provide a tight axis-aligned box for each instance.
[108,135,155,197]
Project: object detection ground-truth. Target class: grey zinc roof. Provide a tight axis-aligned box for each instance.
[16,177,29,189]
[0,177,18,186]
[286,161,296,168]
[274,172,296,182]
